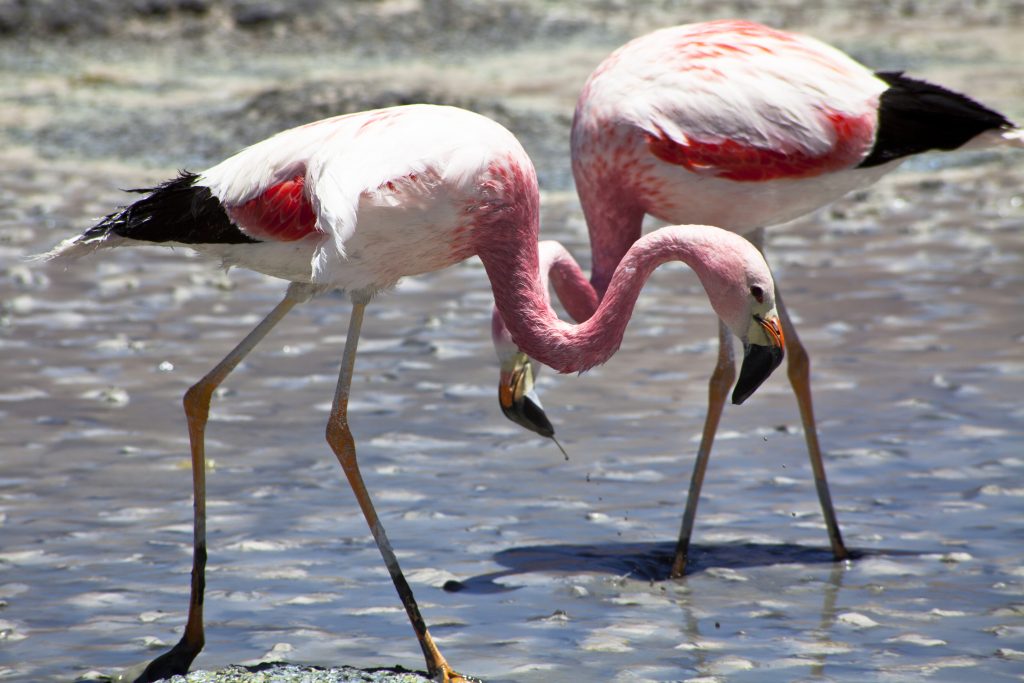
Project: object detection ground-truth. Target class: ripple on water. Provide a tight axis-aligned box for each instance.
[2,22,1024,683]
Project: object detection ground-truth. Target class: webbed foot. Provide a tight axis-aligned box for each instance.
[111,636,201,683]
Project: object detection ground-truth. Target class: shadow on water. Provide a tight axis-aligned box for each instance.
[446,541,923,593]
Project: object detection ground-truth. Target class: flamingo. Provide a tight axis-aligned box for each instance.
[46,104,786,683]
[496,19,1022,577]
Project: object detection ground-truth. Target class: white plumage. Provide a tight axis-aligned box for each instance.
[52,105,533,296]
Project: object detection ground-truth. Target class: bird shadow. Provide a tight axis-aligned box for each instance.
[444,541,921,594]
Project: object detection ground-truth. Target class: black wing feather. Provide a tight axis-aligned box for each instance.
[83,171,259,245]
[858,71,1014,168]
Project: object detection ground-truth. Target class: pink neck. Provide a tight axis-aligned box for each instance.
[479,225,712,374]
[490,240,598,360]
[543,241,599,322]
[571,149,646,297]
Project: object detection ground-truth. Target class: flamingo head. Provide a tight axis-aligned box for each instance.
[732,294,785,405]
[498,350,555,438]
[712,278,785,405]
[492,307,562,446]
[693,232,785,405]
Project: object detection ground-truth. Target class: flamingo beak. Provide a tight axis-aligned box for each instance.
[733,314,785,405]
[499,351,555,438]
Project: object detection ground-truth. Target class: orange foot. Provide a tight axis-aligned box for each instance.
[435,665,482,683]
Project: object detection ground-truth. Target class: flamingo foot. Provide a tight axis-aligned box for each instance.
[435,666,481,683]
[111,637,200,683]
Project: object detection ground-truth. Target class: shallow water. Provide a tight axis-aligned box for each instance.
[1,10,1023,683]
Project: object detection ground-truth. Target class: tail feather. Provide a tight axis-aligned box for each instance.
[35,230,127,263]
[35,200,136,262]
[38,170,259,262]
[859,71,1017,167]
[88,171,256,245]
[955,125,1024,153]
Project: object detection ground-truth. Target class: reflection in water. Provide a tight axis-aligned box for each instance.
[810,561,848,679]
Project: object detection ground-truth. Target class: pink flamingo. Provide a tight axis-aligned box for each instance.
[496,19,1022,577]
[47,104,785,683]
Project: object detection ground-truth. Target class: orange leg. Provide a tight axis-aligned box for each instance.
[324,292,469,683]
[774,287,848,560]
[122,284,311,683]
[670,319,735,578]
[750,227,847,561]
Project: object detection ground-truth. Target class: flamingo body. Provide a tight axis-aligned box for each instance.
[574,21,885,245]
[69,106,524,291]
[572,20,1018,289]
[497,19,1019,576]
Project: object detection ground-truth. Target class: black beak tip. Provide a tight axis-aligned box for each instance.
[501,394,555,438]
[732,344,784,405]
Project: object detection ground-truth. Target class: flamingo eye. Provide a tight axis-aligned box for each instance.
[750,285,764,303]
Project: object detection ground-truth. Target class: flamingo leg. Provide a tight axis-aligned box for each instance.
[773,287,849,560]
[669,319,735,578]
[124,283,311,683]
[324,292,467,683]
[748,228,848,561]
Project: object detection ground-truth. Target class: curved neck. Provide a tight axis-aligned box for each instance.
[490,240,598,364]
[543,241,599,322]
[479,225,714,375]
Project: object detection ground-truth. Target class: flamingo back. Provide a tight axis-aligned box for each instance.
[194,105,536,292]
[572,20,891,232]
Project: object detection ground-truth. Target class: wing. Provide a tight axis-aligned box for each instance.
[296,105,529,287]
[57,105,525,280]
[581,20,886,181]
[199,105,494,253]
[198,112,362,244]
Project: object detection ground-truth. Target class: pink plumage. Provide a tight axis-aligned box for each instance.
[496,19,1020,578]
[574,20,1018,291]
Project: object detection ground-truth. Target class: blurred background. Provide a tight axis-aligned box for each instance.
[1,2,1022,681]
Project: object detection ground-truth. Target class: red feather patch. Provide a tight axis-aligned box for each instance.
[230,175,318,242]
[647,111,874,182]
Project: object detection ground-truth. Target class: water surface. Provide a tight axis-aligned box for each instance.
[1,8,1022,682]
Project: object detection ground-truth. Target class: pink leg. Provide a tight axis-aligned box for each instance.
[123,283,311,683]
[669,319,735,578]
[774,287,849,560]
[670,227,850,577]
[751,227,847,560]
[324,293,468,683]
